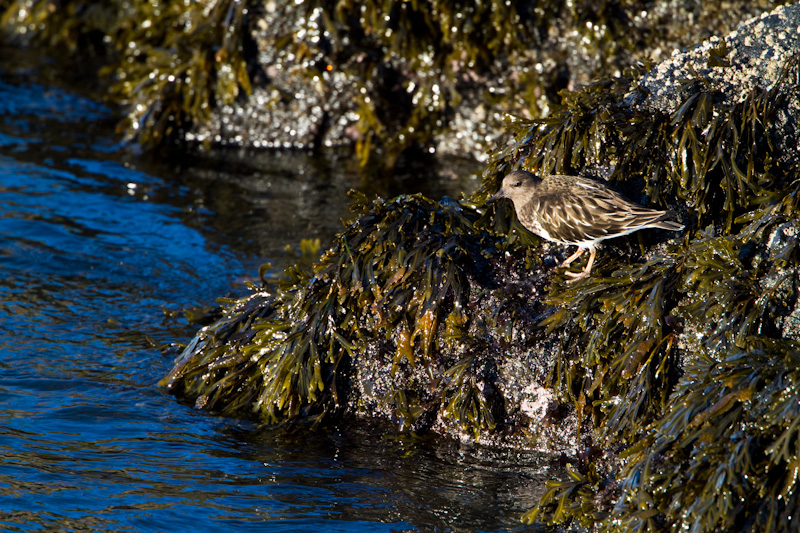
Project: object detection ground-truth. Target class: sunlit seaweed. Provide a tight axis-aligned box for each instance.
[1,0,252,148]
[302,0,553,168]
[611,340,800,532]
[0,0,727,167]
[106,0,253,147]
[162,192,512,436]
[540,255,683,440]
[521,462,609,527]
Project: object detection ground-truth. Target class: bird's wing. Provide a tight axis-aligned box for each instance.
[527,179,672,244]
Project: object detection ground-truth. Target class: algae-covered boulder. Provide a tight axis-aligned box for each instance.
[161,192,580,451]
[490,5,800,530]
[0,0,790,169]
[162,4,800,531]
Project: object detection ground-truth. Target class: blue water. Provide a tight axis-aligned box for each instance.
[0,51,549,531]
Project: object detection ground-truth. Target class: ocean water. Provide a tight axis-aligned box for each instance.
[0,50,552,532]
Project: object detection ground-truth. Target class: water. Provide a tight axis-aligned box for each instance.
[0,50,553,531]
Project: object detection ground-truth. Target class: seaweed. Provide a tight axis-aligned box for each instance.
[1,0,738,167]
[440,353,498,439]
[105,0,253,147]
[162,192,511,436]
[610,340,800,532]
[1,0,252,148]
[541,255,683,441]
[666,81,784,231]
[8,1,800,529]
[521,462,608,527]
[492,75,641,180]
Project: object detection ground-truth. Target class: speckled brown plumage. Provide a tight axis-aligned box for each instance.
[490,170,684,281]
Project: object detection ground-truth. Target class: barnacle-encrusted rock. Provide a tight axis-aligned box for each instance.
[636,4,800,170]
[0,0,790,168]
[638,5,800,112]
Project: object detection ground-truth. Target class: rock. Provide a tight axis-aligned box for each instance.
[638,5,800,112]
[636,4,800,169]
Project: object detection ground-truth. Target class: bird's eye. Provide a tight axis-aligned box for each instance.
[513,181,522,187]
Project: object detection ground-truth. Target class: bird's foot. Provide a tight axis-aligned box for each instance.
[563,268,590,283]
[558,249,585,269]
[562,247,596,283]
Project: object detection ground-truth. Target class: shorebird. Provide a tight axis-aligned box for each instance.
[490,170,684,281]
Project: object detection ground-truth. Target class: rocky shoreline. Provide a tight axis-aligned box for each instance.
[4,2,799,530]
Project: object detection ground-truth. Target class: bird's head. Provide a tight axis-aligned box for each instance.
[488,170,540,209]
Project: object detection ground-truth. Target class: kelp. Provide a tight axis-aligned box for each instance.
[491,47,800,530]
[484,57,795,225]
[162,192,513,436]
[678,223,797,354]
[155,41,800,531]
[8,1,799,528]
[491,75,642,180]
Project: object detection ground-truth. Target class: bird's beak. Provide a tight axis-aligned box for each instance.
[488,188,506,203]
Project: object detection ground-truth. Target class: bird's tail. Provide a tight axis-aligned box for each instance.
[650,210,684,231]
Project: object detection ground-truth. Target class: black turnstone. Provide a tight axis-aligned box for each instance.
[490,170,684,281]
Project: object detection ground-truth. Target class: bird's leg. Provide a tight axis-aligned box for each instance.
[559,248,584,268]
[564,247,596,283]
